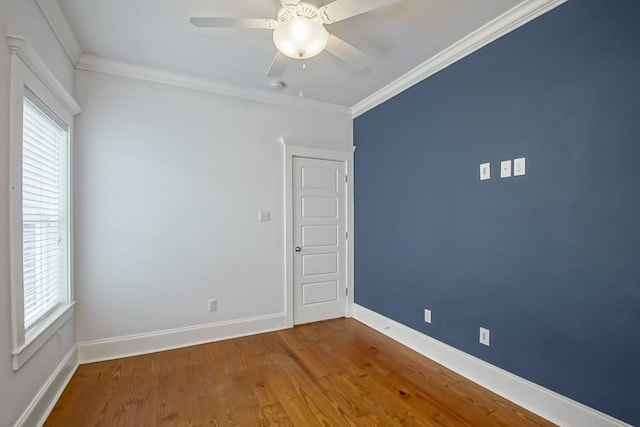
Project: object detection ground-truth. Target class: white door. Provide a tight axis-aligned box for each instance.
[293,157,347,324]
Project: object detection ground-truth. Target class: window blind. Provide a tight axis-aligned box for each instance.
[22,95,69,331]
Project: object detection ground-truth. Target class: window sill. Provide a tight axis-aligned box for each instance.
[12,302,75,371]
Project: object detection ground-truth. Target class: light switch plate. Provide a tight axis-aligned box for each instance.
[480,162,491,181]
[500,160,512,178]
[514,157,526,176]
[259,210,271,222]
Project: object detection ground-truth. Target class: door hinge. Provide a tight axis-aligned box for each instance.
[345,231,348,239]
[346,288,349,296]
[345,175,348,183]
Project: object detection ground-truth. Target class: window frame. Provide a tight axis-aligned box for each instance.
[8,36,80,371]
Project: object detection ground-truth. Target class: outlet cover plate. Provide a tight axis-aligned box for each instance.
[424,309,432,324]
[259,210,271,222]
[208,299,217,312]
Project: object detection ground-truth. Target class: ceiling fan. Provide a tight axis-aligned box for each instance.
[190,0,401,77]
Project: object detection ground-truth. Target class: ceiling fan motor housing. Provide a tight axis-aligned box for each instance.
[273,2,329,59]
[276,2,320,22]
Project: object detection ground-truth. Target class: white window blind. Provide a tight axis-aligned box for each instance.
[22,94,69,331]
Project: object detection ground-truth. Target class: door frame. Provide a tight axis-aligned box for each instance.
[282,137,355,328]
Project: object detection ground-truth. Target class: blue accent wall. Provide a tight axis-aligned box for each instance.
[353,1,640,424]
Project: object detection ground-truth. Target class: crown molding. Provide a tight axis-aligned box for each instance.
[29,0,567,117]
[351,0,568,118]
[7,36,81,115]
[76,55,352,115]
[34,0,83,65]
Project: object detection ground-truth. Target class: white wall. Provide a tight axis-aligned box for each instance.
[0,1,77,426]
[73,70,353,343]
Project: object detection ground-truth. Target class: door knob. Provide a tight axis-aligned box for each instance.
[295,246,301,252]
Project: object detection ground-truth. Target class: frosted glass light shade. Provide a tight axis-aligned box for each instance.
[273,17,328,59]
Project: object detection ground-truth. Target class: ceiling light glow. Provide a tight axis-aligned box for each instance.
[273,17,328,59]
[291,21,311,41]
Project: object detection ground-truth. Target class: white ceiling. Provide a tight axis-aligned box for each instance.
[57,0,523,107]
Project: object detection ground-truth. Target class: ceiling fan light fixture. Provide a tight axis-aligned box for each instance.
[273,17,328,59]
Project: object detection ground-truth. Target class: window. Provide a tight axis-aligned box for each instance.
[21,93,70,331]
[8,37,80,370]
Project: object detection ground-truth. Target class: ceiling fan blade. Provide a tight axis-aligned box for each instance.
[325,34,371,69]
[189,17,277,29]
[267,52,289,77]
[319,0,401,24]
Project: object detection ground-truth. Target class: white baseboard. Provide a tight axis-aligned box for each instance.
[77,313,288,364]
[353,304,630,427]
[14,345,78,427]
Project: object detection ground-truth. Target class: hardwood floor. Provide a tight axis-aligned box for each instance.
[45,319,554,426]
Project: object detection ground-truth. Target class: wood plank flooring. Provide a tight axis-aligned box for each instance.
[45,319,554,426]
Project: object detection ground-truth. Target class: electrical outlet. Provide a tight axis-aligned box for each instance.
[259,210,271,222]
[424,309,432,324]
[208,299,217,312]
[479,327,490,346]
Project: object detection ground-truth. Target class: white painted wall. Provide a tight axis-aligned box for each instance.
[0,1,77,426]
[73,70,353,343]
